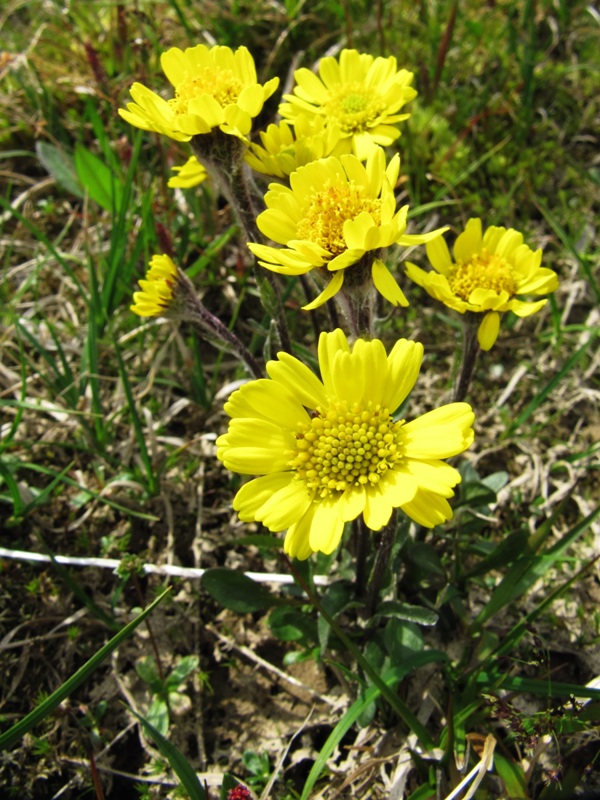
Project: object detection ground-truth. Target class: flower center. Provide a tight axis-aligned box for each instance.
[324,84,387,133]
[448,249,517,301]
[296,182,382,257]
[169,68,243,115]
[288,400,404,498]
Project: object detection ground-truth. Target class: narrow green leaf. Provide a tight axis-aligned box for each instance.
[21,461,72,518]
[0,588,171,750]
[373,601,439,626]
[506,331,597,434]
[475,548,600,672]
[300,652,445,800]
[128,707,206,800]
[478,672,600,701]
[0,457,25,518]
[113,339,158,495]
[474,505,600,627]
[494,753,528,799]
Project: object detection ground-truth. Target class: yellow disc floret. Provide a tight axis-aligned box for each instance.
[170,69,243,115]
[324,84,388,133]
[296,183,382,257]
[288,400,404,497]
[448,249,517,301]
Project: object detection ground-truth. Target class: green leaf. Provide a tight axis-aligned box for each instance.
[477,672,600,701]
[243,750,270,777]
[147,697,169,736]
[0,588,171,750]
[0,457,25,519]
[373,600,438,627]
[234,534,282,549]
[463,530,529,579]
[128,707,206,800]
[456,481,498,507]
[407,542,446,577]
[494,753,528,798]
[474,505,600,627]
[384,618,424,663]
[167,656,199,689]
[74,143,124,213]
[506,331,598,434]
[36,141,83,199]
[300,653,445,800]
[482,471,509,493]
[202,568,279,613]
[135,657,162,692]
[318,581,355,651]
[406,785,436,800]
[269,606,318,643]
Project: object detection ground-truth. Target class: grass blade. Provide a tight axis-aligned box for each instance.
[506,331,597,435]
[128,707,206,800]
[0,588,171,750]
[300,652,445,800]
[113,337,159,495]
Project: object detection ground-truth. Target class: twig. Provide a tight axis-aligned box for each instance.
[0,546,331,585]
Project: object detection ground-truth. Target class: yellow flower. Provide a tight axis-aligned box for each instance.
[216,329,475,559]
[405,218,559,350]
[119,44,279,142]
[245,116,341,179]
[168,156,208,188]
[279,49,417,160]
[248,147,446,310]
[131,254,180,317]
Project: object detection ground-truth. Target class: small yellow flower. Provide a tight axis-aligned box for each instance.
[216,329,475,559]
[131,254,180,317]
[405,218,559,350]
[279,49,417,160]
[245,116,341,179]
[168,156,208,189]
[248,147,446,309]
[119,44,279,142]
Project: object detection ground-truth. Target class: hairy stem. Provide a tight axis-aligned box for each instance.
[454,315,480,402]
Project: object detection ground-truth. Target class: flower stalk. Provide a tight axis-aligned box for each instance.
[454,314,481,402]
[131,255,263,379]
[366,518,396,615]
[190,133,293,355]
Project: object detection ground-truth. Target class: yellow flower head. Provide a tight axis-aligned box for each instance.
[248,147,446,310]
[279,49,417,160]
[245,116,342,179]
[216,329,475,559]
[131,254,181,317]
[405,218,559,350]
[119,44,279,142]
[168,156,208,189]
